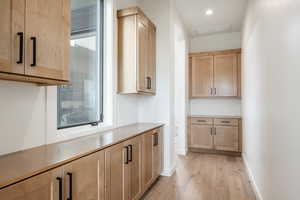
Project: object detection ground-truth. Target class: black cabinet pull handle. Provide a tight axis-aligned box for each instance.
[17,32,23,64]
[221,121,231,123]
[56,177,63,200]
[124,146,129,164]
[30,37,37,67]
[128,145,133,162]
[153,134,158,146]
[146,77,151,89]
[153,134,156,146]
[67,172,73,200]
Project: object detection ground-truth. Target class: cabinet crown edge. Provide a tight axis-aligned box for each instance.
[189,48,241,58]
[117,6,156,30]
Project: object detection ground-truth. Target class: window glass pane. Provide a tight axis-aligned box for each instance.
[57,0,103,129]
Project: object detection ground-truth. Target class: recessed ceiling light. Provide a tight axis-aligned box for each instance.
[205,9,214,16]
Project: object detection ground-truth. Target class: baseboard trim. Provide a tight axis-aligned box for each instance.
[160,164,176,177]
[242,153,264,200]
[189,147,241,156]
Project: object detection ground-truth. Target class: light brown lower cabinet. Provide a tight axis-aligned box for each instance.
[63,151,105,200]
[0,167,62,200]
[152,129,162,179]
[0,128,162,200]
[0,151,104,200]
[105,142,128,200]
[214,126,239,152]
[105,136,143,200]
[142,129,162,191]
[190,124,214,149]
[189,117,241,153]
[124,136,143,200]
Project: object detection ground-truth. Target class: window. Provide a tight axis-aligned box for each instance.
[57,0,104,129]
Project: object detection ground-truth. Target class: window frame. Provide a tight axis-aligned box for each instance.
[57,0,105,130]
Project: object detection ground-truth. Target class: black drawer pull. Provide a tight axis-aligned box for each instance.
[146,77,151,89]
[124,146,129,164]
[221,121,231,123]
[56,177,63,200]
[197,120,207,122]
[67,172,73,200]
[128,145,133,162]
[30,37,37,67]
[153,134,159,146]
[17,32,23,64]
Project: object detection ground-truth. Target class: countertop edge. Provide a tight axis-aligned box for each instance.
[0,123,164,189]
[189,115,242,119]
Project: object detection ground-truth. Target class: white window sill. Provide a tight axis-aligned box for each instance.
[47,122,115,144]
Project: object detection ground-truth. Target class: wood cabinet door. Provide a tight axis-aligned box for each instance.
[63,151,104,200]
[190,56,214,97]
[0,167,63,200]
[124,136,142,200]
[214,54,238,97]
[0,0,25,74]
[146,25,156,94]
[137,18,148,93]
[214,126,239,152]
[190,124,214,149]
[25,0,70,81]
[153,129,162,179]
[142,131,154,191]
[105,142,129,200]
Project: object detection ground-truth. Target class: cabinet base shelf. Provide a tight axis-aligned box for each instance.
[0,72,70,86]
[189,148,241,157]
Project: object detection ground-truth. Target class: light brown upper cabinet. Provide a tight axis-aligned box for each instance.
[189,49,241,98]
[190,56,214,97]
[118,7,156,95]
[0,0,70,85]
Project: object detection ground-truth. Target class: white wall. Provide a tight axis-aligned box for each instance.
[0,0,188,179]
[137,0,176,176]
[242,1,300,200]
[190,99,241,116]
[115,0,139,127]
[190,32,242,53]
[136,0,189,175]
[0,0,139,156]
[173,5,190,156]
[0,81,46,155]
[189,32,242,117]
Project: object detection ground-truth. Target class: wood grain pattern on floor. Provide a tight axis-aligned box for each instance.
[142,152,256,200]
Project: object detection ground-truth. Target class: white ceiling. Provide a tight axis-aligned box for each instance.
[175,0,248,38]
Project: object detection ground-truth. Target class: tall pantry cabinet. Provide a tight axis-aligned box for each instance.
[118,7,157,95]
[0,0,70,85]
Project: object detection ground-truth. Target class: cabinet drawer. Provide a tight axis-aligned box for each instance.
[190,117,213,125]
[214,118,238,126]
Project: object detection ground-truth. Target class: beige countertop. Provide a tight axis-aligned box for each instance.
[0,123,164,189]
[190,115,242,119]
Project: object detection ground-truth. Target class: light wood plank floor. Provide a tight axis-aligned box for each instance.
[142,152,256,200]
